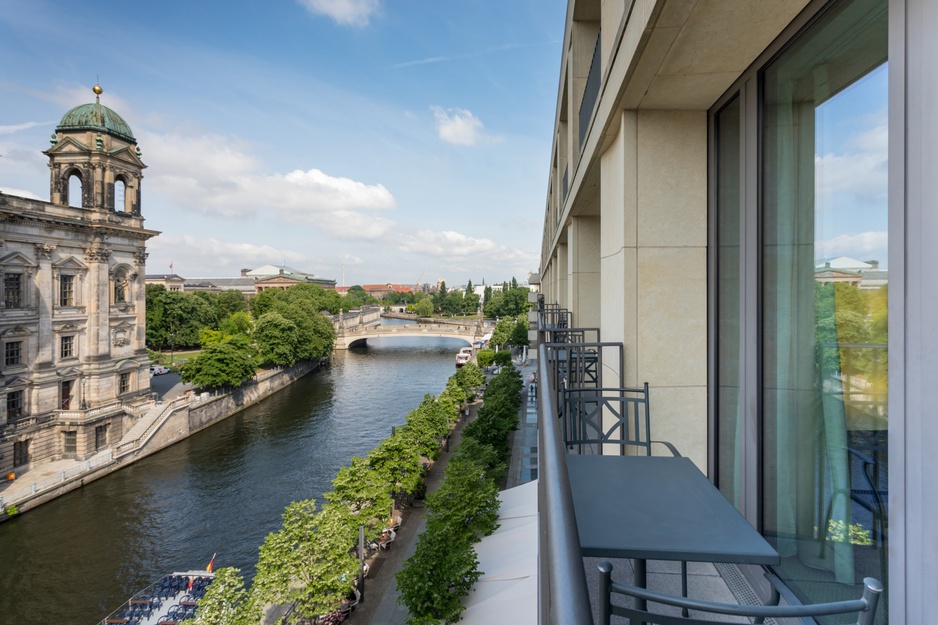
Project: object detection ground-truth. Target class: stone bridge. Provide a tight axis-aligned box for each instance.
[334,322,483,350]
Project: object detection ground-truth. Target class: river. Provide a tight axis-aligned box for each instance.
[0,325,464,625]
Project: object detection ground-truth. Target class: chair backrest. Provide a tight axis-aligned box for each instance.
[564,383,651,454]
[597,561,882,625]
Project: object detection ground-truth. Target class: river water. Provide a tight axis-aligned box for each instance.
[0,325,463,625]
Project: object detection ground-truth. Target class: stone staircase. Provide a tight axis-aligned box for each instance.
[114,397,187,458]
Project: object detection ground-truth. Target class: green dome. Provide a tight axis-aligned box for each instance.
[57,99,135,143]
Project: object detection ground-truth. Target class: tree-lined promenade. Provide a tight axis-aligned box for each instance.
[191,361,496,624]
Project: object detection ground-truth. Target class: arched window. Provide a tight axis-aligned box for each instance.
[115,178,126,212]
[68,172,83,208]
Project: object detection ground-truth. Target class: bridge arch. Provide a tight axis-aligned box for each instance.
[334,324,481,350]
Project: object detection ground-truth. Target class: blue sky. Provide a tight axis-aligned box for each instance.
[0,0,565,286]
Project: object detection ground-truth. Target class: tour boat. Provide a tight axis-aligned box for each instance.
[98,568,215,625]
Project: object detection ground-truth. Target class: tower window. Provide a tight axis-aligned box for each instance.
[63,431,77,454]
[68,172,83,208]
[60,274,75,306]
[60,335,75,359]
[4,341,22,367]
[115,179,126,212]
[61,380,73,409]
[8,390,25,420]
[4,273,22,308]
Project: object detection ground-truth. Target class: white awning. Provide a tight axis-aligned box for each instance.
[461,480,538,625]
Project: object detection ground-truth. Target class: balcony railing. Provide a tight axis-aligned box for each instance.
[578,30,602,151]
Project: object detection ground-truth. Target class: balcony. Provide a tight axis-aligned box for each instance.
[528,301,776,624]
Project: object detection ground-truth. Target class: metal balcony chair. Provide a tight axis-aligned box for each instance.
[563,383,680,457]
[597,561,882,625]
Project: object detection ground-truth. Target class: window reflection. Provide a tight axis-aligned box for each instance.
[761,0,888,622]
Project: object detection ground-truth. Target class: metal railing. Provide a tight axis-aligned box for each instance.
[578,30,602,151]
[0,450,114,509]
[537,340,592,625]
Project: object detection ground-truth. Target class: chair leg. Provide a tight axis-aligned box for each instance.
[681,561,689,617]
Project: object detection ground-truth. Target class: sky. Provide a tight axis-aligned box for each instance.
[0,0,566,287]
[814,62,888,268]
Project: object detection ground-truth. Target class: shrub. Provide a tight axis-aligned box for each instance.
[476,349,495,367]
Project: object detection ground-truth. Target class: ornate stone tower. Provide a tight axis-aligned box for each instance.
[44,83,146,213]
[0,85,158,472]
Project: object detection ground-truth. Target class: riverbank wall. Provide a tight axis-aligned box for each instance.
[0,359,325,521]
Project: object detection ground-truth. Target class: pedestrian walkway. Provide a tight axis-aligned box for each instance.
[355,401,481,625]
[359,360,537,625]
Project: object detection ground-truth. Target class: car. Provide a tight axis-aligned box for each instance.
[150,365,170,376]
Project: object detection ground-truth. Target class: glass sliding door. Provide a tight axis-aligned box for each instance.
[761,0,888,621]
[714,95,743,508]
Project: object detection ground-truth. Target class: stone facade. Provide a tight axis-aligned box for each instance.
[0,86,158,476]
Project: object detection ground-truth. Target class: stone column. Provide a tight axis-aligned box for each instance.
[83,247,111,360]
[133,250,148,354]
[33,243,56,367]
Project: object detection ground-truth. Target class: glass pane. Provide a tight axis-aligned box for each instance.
[761,0,888,621]
[715,95,742,507]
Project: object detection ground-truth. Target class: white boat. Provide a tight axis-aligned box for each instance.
[97,570,215,625]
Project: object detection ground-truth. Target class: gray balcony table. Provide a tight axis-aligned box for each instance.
[566,454,780,607]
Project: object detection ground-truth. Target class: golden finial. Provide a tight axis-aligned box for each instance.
[93,83,103,95]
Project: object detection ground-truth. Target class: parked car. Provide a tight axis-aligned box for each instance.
[150,365,170,376]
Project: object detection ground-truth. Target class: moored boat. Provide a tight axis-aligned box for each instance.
[97,569,215,625]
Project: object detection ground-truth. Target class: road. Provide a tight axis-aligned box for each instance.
[148,371,195,400]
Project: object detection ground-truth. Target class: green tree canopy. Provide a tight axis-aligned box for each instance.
[193,567,259,625]
[179,338,257,390]
[254,311,301,367]
[253,500,359,621]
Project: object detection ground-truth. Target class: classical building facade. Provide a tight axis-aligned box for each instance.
[0,85,157,474]
[539,0,935,622]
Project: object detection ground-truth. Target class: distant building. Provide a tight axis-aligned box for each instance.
[149,264,337,298]
[0,85,157,473]
[814,257,888,289]
[145,274,186,292]
[358,284,415,299]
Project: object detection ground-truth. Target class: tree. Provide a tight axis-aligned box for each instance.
[476,349,495,367]
[441,291,464,316]
[194,567,259,625]
[509,315,530,348]
[342,285,376,311]
[180,339,257,390]
[488,317,513,349]
[324,456,394,536]
[486,287,530,318]
[253,501,359,622]
[146,289,219,349]
[395,522,481,625]
[220,311,253,337]
[254,311,300,367]
[414,297,434,317]
[368,435,424,498]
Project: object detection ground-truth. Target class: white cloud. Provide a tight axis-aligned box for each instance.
[816,231,887,261]
[0,186,42,200]
[139,130,397,239]
[147,235,310,276]
[431,106,500,146]
[398,230,537,265]
[298,0,380,26]
[815,110,888,206]
[0,121,55,135]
